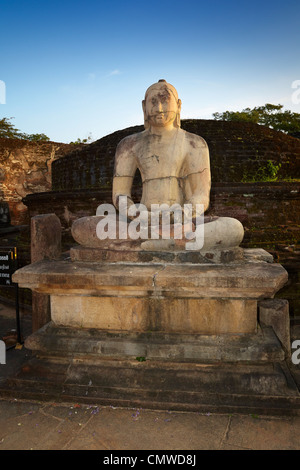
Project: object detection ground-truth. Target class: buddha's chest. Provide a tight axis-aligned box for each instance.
[136,141,184,180]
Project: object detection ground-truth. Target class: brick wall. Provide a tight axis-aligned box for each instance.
[52,120,300,191]
[0,138,82,225]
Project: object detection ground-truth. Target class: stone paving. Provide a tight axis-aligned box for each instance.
[0,398,300,450]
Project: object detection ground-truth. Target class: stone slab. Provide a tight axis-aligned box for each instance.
[11,257,288,335]
[259,299,291,355]
[30,213,62,332]
[50,294,257,334]
[244,248,274,263]
[12,258,288,300]
[25,321,285,363]
[31,214,61,264]
[2,355,299,416]
[70,245,244,264]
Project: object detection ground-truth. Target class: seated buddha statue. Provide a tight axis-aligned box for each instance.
[71,80,244,255]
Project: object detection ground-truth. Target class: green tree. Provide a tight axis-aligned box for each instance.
[20,132,50,142]
[0,117,21,138]
[213,104,300,135]
[0,117,50,141]
[69,133,93,144]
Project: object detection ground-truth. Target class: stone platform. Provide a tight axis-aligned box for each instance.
[70,243,245,264]
[25,321,284,363]
[2,327,300,415]
[12,251,287,335]
[8,248,299,414]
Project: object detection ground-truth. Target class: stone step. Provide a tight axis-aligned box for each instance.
[25,322,285,363]
[2,355,299,416]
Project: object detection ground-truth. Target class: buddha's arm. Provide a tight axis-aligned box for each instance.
[182,138,211,216]
[112,136,138,211]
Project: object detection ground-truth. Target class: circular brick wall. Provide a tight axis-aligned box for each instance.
[52,120,300,191]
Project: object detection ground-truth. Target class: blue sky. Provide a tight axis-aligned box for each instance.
[1,0,300,143]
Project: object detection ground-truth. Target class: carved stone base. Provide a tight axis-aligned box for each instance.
[8,248,296,414]
[12,249,287,335]
[2,345,299,415]
[70,245,245,264]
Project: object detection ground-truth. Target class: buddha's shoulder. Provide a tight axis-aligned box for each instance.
[181,129,208,149]
[117,130,146,151]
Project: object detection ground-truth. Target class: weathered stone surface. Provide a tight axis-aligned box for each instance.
[25,322,285,363]
[12,258,288,335]
[259,299,291,354]
[31,214,62,263]
[31,293,50,334]
[12,259,288,300]
[70,245,244,264]
[0,138,82,225]
[4,354,300,415]
[244,248,274,263]
[30,214,62,332]
[50,294,257,334]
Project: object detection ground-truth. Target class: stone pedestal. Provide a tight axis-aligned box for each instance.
[13,251,287,337]
[6,248,300,415]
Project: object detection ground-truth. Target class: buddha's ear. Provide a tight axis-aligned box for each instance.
[176,99,182,127]
[142,99,149,129]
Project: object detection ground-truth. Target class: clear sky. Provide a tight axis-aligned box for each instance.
[1,0,300,143]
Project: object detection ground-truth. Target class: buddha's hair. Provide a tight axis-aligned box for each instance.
[143,80,181,129]
[144,79,178,101]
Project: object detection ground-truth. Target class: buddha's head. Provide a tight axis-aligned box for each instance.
[142,80,182,129]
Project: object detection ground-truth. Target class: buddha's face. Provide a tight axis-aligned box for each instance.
[144,86,180,128]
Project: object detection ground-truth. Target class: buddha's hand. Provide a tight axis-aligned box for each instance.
[183,198,205,223]
[115,195,136,220]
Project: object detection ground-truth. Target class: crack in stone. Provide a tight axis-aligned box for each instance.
[142,169,208,184]
[114,169,208,183]
[152,265,166,287]
[219,415,232,449]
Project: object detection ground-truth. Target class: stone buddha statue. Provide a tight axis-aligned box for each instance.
[71,80,244,258]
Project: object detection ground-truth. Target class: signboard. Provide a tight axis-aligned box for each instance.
[0,246,21,347]
[0,247,17,286]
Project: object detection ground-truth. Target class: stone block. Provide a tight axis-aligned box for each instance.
[50,295,257,334]
[259,299,291,355]
[12,258,288,336]
[30,214,62,331]
[70,245,244,264]
[31,214,62,263]
[25,322,285,363]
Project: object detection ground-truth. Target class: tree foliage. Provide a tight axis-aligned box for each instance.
[213,104,300,135]
[69,133,93,144]
[0,117,50,141]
